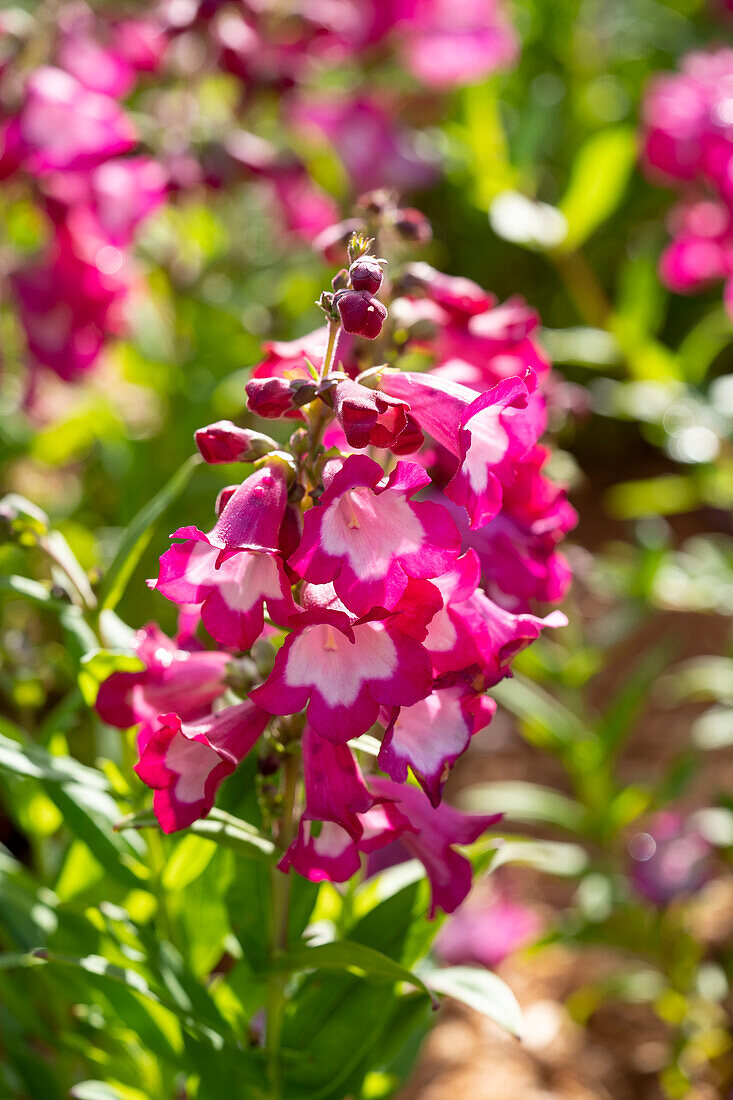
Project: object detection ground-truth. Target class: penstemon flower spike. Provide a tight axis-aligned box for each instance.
[98,198,572,927]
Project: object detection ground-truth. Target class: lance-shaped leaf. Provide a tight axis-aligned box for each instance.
[99,453,201,612]
[423,966,522,1037]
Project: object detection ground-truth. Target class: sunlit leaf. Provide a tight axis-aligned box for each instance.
[424,966,522,1037]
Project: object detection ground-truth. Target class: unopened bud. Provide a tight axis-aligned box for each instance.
[245,377,303,420]
[313,218,364,264]
[331,268,350,292]
[317,290,339,322]
[335,289,388,340]
[349,256,383,295]
[195,420,278,464]
[356,189,397,219]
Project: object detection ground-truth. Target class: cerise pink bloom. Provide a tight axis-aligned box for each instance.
[381,371,541,529]
[135,701,269,833]
[152,466,296,649]
[251,602,432,742]
[288,454,461,616]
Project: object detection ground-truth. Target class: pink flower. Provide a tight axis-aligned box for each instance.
[331,379,416,451]
[289,95,436,194]
[251,601,432,742]
[396,0,519,89]
[641,48,733,316]
[658,198,733,293]
[401,262,494,318]
[270,171,340,242]
[421,550,566,681]
[288,454,461,616]
[629,812,712,907]
[300,724,386,838]
[95,623,229,749]
[396,275,551,391]
[134,701,269,833]
[17,67,137,174]
[152,467,297,650]
[280,802,410,883]
[436,890,542,967]
[448,446,577,607]
[379,677,496,806]
[369,778,502,917]
[382,371,541,529]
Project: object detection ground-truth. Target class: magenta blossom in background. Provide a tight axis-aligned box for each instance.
[641,47,733,317]
[289,95,437,195]
[394,0,519,89]
[629,812,712,907]
[435,888,542,967]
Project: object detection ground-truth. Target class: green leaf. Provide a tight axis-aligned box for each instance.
[70,1082,148,1100]
[0,575,98,657]
[490,676,585,748]
[594,646,668,757]
[98,454,201,612]
[489,837,589,876]
[162,834,217,891]
[0,723,110,789]
[278,941,437,1006]
[23,951,231,1052]
[463,79,516,209]
[226,857,271,973]
[116,808,275,860]
[424,966,522,1037]
[44,784,145,889]
[460,780,585,832]
[557,126,636,251]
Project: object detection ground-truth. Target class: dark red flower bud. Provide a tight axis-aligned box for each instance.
[393,207,432,244]
[336,290,387,340]
[245,377,303,420]
[195,420,278,464]
[332,379,410,449]
[312,218,364,264]
[349,256,383,295]
[388,413,424,455]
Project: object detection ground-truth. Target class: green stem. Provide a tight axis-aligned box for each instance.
[266,750,300,1098]
[550,248,612,329]
[318,317,341,381]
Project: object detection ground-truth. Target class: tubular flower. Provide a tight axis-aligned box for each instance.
[134,701,269,833]
[331,379,416,451]
[379,677,497,806]
[251,603,432,742]
[152,467,297,650]
[288,454,461,616]
[95,623,229,749]
[381,371,541,529]
[369,779,502,917]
